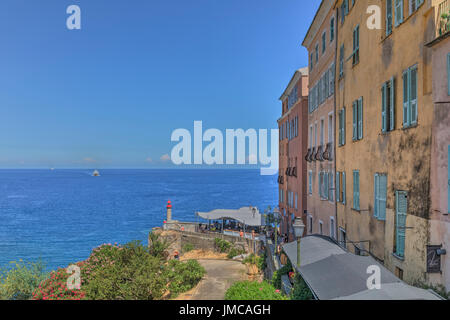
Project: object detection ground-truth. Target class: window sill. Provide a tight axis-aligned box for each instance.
[392,253,405,261]
[402,123,418,131]
[351,208,361,213]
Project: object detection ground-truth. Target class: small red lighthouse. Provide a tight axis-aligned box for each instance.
[166,200,172,222]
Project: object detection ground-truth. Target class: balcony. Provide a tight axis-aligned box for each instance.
[323,142,333,161]
[316,145,324,162]
[278,175,284,185]
[437,0,450,37]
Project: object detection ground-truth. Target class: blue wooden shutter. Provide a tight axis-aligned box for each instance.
[358,97,363,140]
[343,172,346,204]
[403,70,409,127]
[324,172,329,200]
[374,174,379,218]
[352,102,357,140]
[382,84,387,132]
[410,66,418,125]
[379,175,387,220]
[390,77,395,131]
[396,191,407,257]
[343,107,346,145]
[386,0,393,35]
[353,171,357,209]
[395,0,403,27]
[336,172,341,203]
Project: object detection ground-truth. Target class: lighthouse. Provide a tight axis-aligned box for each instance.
[166,200,172,222]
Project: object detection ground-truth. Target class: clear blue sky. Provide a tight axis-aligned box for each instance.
[0,0,320,168]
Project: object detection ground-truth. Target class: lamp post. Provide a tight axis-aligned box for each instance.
[273,208,280,255]
[292,217,305,268]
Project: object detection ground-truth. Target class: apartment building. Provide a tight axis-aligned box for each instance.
[302,0,338,240]
[278,68,309,240]
[426,0,450,291]
[334,0,443,286]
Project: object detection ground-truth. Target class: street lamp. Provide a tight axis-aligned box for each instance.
[272,208,281,255]
[292,217,305,267]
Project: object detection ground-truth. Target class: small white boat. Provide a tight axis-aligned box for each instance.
[92,170,100,177]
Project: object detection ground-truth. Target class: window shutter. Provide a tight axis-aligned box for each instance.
[343,107,346,145]
[382,84,387,132]
[329,172,334,201]
[343,172,346,204]
[386,0,393,35]
[395,0,403,27]
[396,191,408,257]
[374,174,379,218]
[353,171,357,209]
[390,77,395,131]
[410,67,417,125]
[403,70,409,127]
[379,175,387,220]
[352,101,357,141]
[358,97,363,140]
[336,172,341,202]
[324,172,329,200]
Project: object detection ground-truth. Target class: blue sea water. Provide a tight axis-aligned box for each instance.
[0,169,277,271]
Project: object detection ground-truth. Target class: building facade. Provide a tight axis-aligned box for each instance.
[278,68,309,240]
[427,0,450,291]
[333,0,449,287]
[302,0,338,240]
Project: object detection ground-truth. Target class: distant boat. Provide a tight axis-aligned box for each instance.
[50,168,55,171]
[92,170,100,177]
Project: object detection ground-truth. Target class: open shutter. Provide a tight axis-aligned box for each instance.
[352,101,357,141]
[410,67,418,125]
[343,172,346,204]
[403,70,409,127]
[343,107,346,145]
[358,97,363,140]
[395,0,403,27]
[374,174,379,218]
[379,175,387,220]
[324,172,329,200]
[382,84,387,132]
[396,191,408,257]
[390,77,395,131]
[336,172,341,203]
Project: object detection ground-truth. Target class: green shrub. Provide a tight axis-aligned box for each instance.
[166,259,205,298]
[227,247,245,259]
[225,281,289,300]
[290,273,313,300]
[182,243,195,253]
[0,260,49,300]
[148,232,170,260]
[271,259,292,290]
[214,238,231,253]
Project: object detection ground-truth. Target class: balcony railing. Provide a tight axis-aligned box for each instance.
[437,0,450,37]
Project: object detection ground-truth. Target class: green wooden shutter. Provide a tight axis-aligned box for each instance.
[390,77,395,131]
[358,97,363,140]
[336,172,341,202]
[395,0,403,27]
[352,102,357,141]
[343,172,346,204]
[382,84,387,132]
[343,107,346,145]
[386,0,393,35]
[403,70,409,127]
[374,174,379,218]
[353,171,357,209]
[410,67,417,125]
[396,191,407,257]
[324,172,329,200]
[379,175,387,220]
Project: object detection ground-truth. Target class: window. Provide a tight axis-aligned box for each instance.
[319,221,323,235]
[330,217,336,239]
[328,113,334,144]
[328,171,334,202]
[394,0,403,27]
[338,108,346,146]
[409,0,424,15]
[322,31,326,54]
[386,0,393,35]
[352,25,360,65]
[329,64,335,96]
[339,45,345,78]
[314,122,318,147]
[308,215,313,233]
[352,98,363,141]
[308,171,313,195]
[382,77,395,132]
[374,174,387,220]
[341,0,348,24]
[353,170,360,210]
[320,118,324,146]
[315,44,319,63]
[448,53,450,95]
[403,65,418,127]
[309,125,313,147]
[330,18,335,42]
[295,193,298,210]
[395,191,408,257]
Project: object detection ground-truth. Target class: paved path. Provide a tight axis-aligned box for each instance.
[181,259,247,300]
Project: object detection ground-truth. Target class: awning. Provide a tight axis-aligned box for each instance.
[282,236,442,300]
[196,207,263,227]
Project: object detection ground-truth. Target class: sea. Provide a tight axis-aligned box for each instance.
[0,169,277,271]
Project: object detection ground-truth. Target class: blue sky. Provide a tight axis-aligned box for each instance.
[0,0,320,168]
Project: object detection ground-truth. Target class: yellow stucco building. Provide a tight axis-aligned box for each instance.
[334,0,439,285]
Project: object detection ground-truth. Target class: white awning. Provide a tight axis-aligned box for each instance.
[196,207,263,227]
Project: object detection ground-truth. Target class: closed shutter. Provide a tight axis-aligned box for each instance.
[395,0,403,27]
[390,77,395,131]
[386,0,393,35]
[379,175,387,220]
[343,107,346,145]
[358,97,363,139]
[352,101,357,140]
[336,172,341,203]
[324,172,329,200]
[396,191,408,257]
[353,171,360,210]
[382,84,387,132]
[329,172,334,201]
[343,172,346,204]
